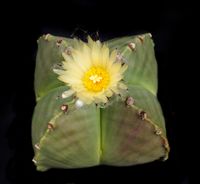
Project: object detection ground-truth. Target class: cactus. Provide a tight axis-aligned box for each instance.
[32,33,169,171]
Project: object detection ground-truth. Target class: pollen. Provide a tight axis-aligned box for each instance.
[82,66,110,92]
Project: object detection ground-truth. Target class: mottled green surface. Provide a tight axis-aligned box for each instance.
[106,34,157,95]
[35,35,73,100]
[101,100,165,165]
[32,33,169,171]
[32,86,100,170]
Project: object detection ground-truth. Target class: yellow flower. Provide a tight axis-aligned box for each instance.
[54,37,128,105]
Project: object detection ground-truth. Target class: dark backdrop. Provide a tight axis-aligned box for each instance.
[1,1,195,184]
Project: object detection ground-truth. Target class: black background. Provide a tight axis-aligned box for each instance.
[1,1,196,183]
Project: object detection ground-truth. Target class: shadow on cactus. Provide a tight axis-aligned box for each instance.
[32,33,170,171]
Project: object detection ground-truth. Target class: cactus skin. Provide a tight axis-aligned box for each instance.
[32,33,169,171]
[101,88,167,165]
[35,35,73,101]
[106,34,157,95]
[32,86,101,171]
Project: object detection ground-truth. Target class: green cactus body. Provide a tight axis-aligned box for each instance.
[32,33,169,171]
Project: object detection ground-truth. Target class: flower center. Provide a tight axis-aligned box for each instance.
[82,66,110,92]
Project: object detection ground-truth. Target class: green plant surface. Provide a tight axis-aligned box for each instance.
[32,33,169,171]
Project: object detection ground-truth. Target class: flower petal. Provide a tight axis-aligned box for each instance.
[62,89,75,98]
[54,37,128,105]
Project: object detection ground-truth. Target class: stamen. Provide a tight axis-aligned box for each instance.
[82,66,110,92]
[89,75,102,83]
